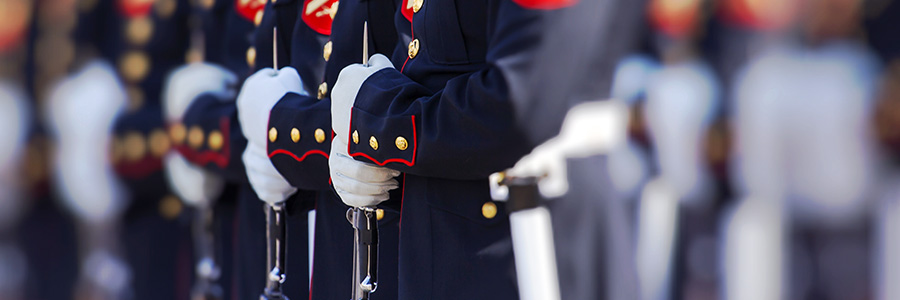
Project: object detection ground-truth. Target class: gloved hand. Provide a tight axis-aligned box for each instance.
[163,153,224,207]
[329,138,400,207]
[331,53,393,140]
[163,62,237,122]
[236,67,305,204]
[162,63,235,207]
[330,54,399,207]
[45,60,127,223]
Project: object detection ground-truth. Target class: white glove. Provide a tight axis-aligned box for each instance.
[329,138,400,207]
[163,62,237,122]
[162,63,235,207]
[163,153,224,207]
[237,67,305,204]
[331,54,394,141]
[45,60,127,224]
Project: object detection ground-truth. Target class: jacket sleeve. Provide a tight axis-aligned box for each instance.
[266,92,333,190]
[175,94,249,183]
[346,1,573,180]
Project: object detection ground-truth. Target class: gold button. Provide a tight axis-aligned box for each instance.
[200,0,215,9]
[169,123,187,145]
[159,195,183,220]
[291,128,301,143]
[119,51,150,83]
[482,202,497,219]
[185,48,204,63]
[208,130,224,150]
[317,82,328,99]
[126,16,153,46]
[376,209,384,221]
[408,39,419,59]
[412,0,423,13]
[268,127,278,142]
[271,0,275,3]
[395,136,408,151]
[246,47,256,67]
[123,131,147,161]
[254,10,264,26]
[156,0,177,17]
[369,136,378,150]
[352,130,359,144]
[149,129,171,157]
[323,41,333,61]
[315,128,326,143]
[188,126,205,149]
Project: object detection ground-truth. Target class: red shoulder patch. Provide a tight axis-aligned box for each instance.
[401,0,413,22]
[118,0,155,18]
[302,0,339,35]
[512,0,577,10]
[235,0,265,23]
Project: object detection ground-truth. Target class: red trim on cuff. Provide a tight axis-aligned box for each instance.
[267,149,329,161]
[172,117,231,168]
[348,115,417,167]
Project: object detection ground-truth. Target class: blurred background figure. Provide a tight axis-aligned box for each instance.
[726,0,882,300]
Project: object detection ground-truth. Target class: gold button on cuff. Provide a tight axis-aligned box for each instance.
[315,128,326,143]
[126,16,153,46]
[149,129,171,157]
[246,47,256,67]
[159,195,183,220]
[188,126,205,149]
[408,39,419,59]
[482,202,497,219]
[352,130,359,144]
[376,209,384,221]
[291,128,301,142]
[208,130,224,150]
[369,136,378,150]
[317,82,328,99]
[123,132,147,161]
[323,41,333,61]
[412,0,423,13]
[395,136,408,151]
[170,123,187,144]
[254,10,264,26]
[119,51,150,83]
[200,0,215,9]
[268,127,278,143]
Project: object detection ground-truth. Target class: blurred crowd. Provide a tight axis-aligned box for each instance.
[0,0,899,299]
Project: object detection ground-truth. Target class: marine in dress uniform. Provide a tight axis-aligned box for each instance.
[326,0,640,298]
[166,0,319,299]
[58,0,196,298]
[241,0,405,298]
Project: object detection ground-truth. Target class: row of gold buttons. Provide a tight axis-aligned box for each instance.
[269,127,327,144]
[351,130,409,151]
[168,124,225,150]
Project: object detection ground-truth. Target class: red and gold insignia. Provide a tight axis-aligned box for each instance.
[401,0,413,22]
[647,0,700,39]
[0,0,31,53]
[718,0,795,31]
[118,0,155,18]
[512,0,577,10]
[302,0,338,35]
[235,0,265,23]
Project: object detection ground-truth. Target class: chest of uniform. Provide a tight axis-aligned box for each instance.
[401,0,488,65]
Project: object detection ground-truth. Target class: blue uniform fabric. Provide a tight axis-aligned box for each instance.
[264,0,403,298]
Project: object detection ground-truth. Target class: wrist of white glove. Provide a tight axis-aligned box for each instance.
[163,153,224,207]
[243,143,296,204]
[329,138,400,207]
[163,62,237,122]
[331,54,394,143]
[237,67,305,151]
